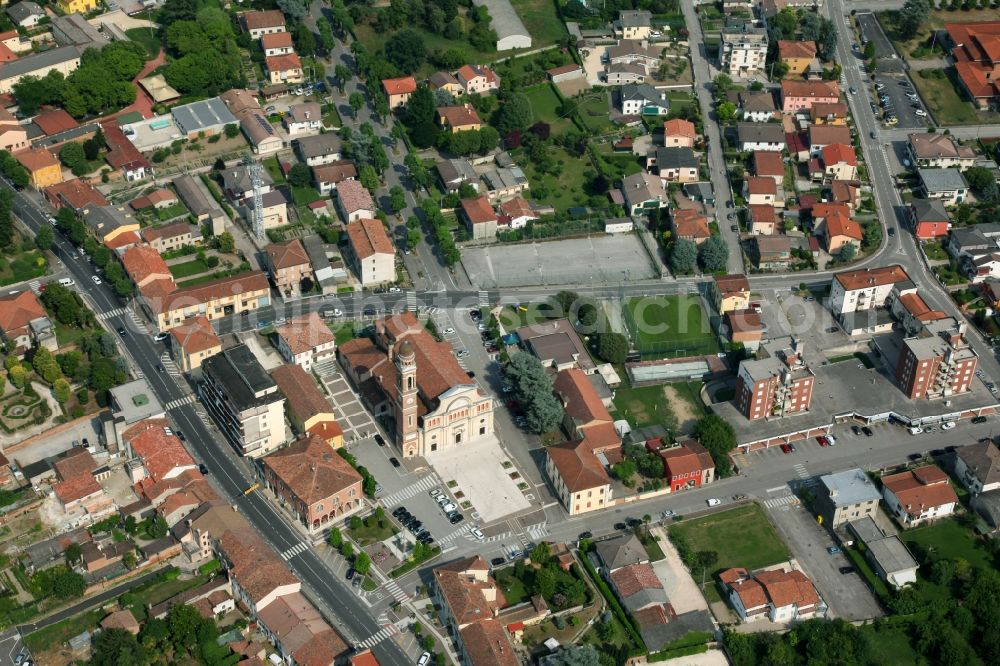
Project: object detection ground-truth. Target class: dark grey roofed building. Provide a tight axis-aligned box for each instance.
[435,158,479,192]
[171,98,238,137]
[594,533,648,572]
[294,133,343,161]
[0,46,84,86]
[655,146,698,170]
[51,13,105,48]
[5,2,43,27]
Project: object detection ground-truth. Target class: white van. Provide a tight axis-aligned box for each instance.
[907,426,923,435]
[58,278,75,287]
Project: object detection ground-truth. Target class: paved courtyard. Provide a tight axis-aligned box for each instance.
[649,525,710,615]
[317,362,378,443]
[426,436,531,524]
[462,235,657,288]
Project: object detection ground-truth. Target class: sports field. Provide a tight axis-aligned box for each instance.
[623,295,718,357]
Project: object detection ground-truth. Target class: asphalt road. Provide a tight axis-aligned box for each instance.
[3,183,413,666]
[681,0,744,274]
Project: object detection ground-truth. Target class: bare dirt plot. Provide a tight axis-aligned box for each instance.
[663,385,698,434]
[555,77,590,97]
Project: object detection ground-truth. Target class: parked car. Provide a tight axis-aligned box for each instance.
[862,426,874,437]
[389,457,401,467]
[780,443,792,454]
[973,416,989,424]
[470,527,485,540]
[706,498,721,506]
[827,546,841,554]
[449,513,464,524]
[441,502,458,513]
[851,425,862,436]
[942,421,956,430]
[374,434,385,447]
[817,436,829,447]
[490,557,505,566]
[418,652,431,666]
[429,488,442,498]
[839,566,856,575]
[908,453,923,461]
[578,531,593,540]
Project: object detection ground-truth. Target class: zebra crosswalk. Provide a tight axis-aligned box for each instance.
[405,291,417,311]
[378,474,440,507]
[281,542,310,561]
[793,463,809,480]
[160,353,182,377]
[313,358,340,378]
[478,290,489,307]
[28,280,40,294]
[763,495,798,509]
[99,307,129,320]
[165,395,197,410]
[355,623,399,650]
[526,523,549,541]
[382,578,409,604]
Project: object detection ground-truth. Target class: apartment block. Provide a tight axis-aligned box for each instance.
[895,319,978,400]
[735,338,814,421]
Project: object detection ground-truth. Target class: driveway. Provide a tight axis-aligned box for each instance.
[764,499,883,621]
[648,525,710,615]
[426,436,531,524]
[855,12,905,73]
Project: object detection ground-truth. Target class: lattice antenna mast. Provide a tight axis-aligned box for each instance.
[242,153,265,242]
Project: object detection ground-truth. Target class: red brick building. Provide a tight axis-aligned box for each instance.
[647,439,715,492]
[895,319,978,400]
[735,339,814,420]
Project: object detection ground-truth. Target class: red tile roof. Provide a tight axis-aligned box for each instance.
[337,180,375,215]
[671,208,710,238]
[948,22,1000,99]
[219,527,300,605]
[498,196,537,221]
[121,245,172,286]
[266,53,302,73]
[169,315,221,354]
[753,151,784,177]
[382,76,417,96]
[276,313,335,356]
[882,464,957,517]
[610,562,664,598]
[15,147,58,173]
[825,212,862,241]
[745,176,777,195]
[663,118,696,139]
[0,290,45,335]
[755,569,820,609]
[33,109,78,136]
[458,619,519,666]
[781,80,840,100]
[460,196,496,225]
[749,204,777,224]
[153,272,270,315]
[822,143,857,166]
[46,178,108,210]
[433,556,502,627]
[260,32,293,50]
[834,265,910,291]
[103,122,151,172]
[271,363,336,424]
[554,368,611,425]
[778,40,817,60]
[266,238,310,270]
[658,441,714,478]
[242,10,286,30]
[437,104,482,128]
[131,189,178,211]
[547,439,609,492]
[809,124,852,147]
[897,292,947,322]
[263,433,362,506]
[54,474,102,504]
[345,217,393,259]
[715,274,750,295]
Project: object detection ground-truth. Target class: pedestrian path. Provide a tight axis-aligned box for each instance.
[355,623,399,650]
[526,523,549,541]
[160,352,182,378]
[793,463,809,480]
[406,291,417,311]
[314,357,340,378]
[382,578,409,604]
[281,542,310,561]
[378,474,440,507]
[165,395,197,410]
[763,494,798,509]
[28,280,40,294]
[99,306,129,320]
[478,290,489,307]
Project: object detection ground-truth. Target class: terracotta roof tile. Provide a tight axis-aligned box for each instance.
[0,290,45,335]
[437,104,482,128]
[219,527,299,605]
[382,76,417,96]
[834,265,910,291]
[460,196,496,225]
[547,440,609,492]
[271,363,335,424]
[15,147,58,173]
[882,464,958,517]
[260,32,293,50]
[276,312,335,356]
[128,426,196,483]
[663,118,696,139]
[33,109,78,135]
[458,618,518,666]
[122,245,172,287]
[266,238,310,270]
[554,368,611,425]
[610,562,664,598]
[266,53,302,73]
[822,143,857,166]
[345,217,393,259]
[671,208,710,238]
[337,180,375,215]
[153,272,270,315]
[778,40,817,60]
[243,10,286,30]
[262,433,362,506]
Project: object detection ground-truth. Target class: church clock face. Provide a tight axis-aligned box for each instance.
[407,397,414,405]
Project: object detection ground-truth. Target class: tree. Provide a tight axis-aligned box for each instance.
[862,220,882,252]
[349,92,365,118]
[385,29,427,74]
[8,365,25,389]
[698,236,729,273]
[536,567,557,599]
[294,23,316,57]
[713,73,733,97]
[224,123,240,139]
[359,164,380,192]
[597,332,629,364]
[770,7,798,40]
[548,645,601,666]
[717,101,737,123]
[287,162,312,188]
[478,125,500,153]
[839,243,857,262]
[328,527,343,548]
[389,185,407,214]
[318,20,335,54]
[530,542,551,565]
[147,516,168,539]
[59,142,88,175]
[669,238,698,274]
[355,551,371,575]
[898,0,932,36]
[340,541,354,558]
[65,542,82,565]
[551,290,580,318]
[35,224,53,251]
[694,414,736,476]
[277,0,309,24]
[334,65,351,94]
[965,166,997,199]
[864,41,876,60]
[91,628,147,666]
[216,231,235,254]
[53,378,71,403]
[350,515,363,531]
[495,93,533,135]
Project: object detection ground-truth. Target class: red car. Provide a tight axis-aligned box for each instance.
[816,436,829,447]
[780,443,792,454]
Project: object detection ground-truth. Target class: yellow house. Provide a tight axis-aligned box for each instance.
[15,148,62,189]
[712,274,751,315]
[545,440,612,516]
[82,205,140,248]
[57,0,100,14]
[436,105,482,134]
[778,40,817,77]
[148,272,271,332]
[168,316,222,373]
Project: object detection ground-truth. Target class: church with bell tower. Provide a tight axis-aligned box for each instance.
[337,313,495,458]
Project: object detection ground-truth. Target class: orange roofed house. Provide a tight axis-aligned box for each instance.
[265,53,303,85]
[168,315,222,373]
[881,464,958,527]
[777,40,817,77]
[270,362,342,447]
[947,21,1000,109]
[554,368,621,458]
[382,76,417,109]
[337,312,494,458]
[456,65,499,95]
[261,433,362,532]
[264,238,313,299]
[670,208,711,244]
[344,217,394,287]
[15,147,62,188]
[241,10,286,38]
[663,118,697,148]
[459,195,498,241]
[275,312,336,371]
[0,289,56,356]
[260,31,293,57]
[647,439,715,492]
[712,274,751,314]
[52,448,116,521]
[545,439,612,515]
[780,80,840,113]
[437,104,482,133]
[432,556,518,666]
[720,567,825,623]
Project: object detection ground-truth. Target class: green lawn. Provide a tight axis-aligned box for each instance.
[262,156,287,184]
[54,322,86,348]
[511,0,568,46]
[292,185,323,206]
[902,520,993,571]
[25,608,103,653]
[355,24,496,79]
[858,623,924,665]
[523,84,576,135]
[154,202,189,221]
[125,27,162,59]
[623,295,719,356]
[911,69,982,126]
[168,258,209,279]
[328,321,358,346]
[0,250,48,287]
[576,92,615,134]
[666,91,698,115]
[348,515,399,546]
[494,304,551,331]
[612,384,674,429]
[521,145,591,212]
[494,568,530,605]
[670,504,790,576]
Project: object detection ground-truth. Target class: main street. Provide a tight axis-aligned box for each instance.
[2,184,414,666]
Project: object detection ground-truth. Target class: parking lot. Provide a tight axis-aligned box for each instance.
[764,500,883,621]
[856,13,906,73]
[755,291,858,357]
[873,74,928,130]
